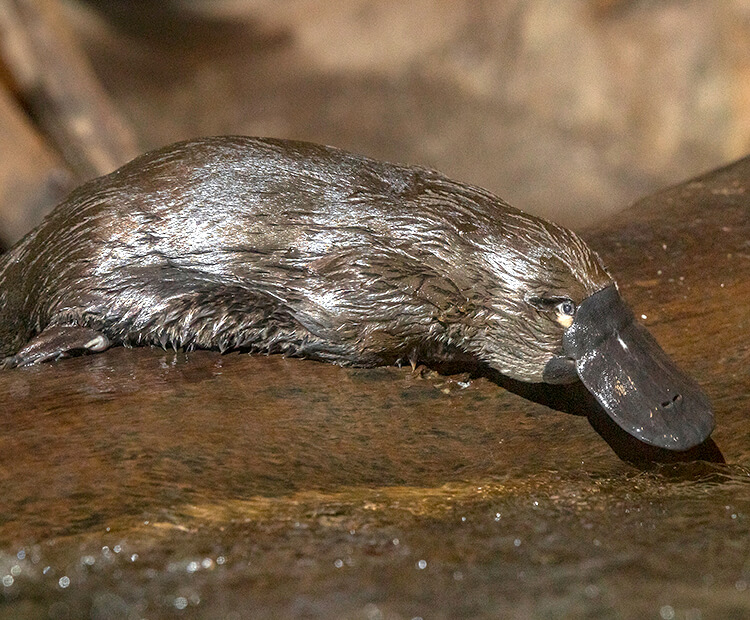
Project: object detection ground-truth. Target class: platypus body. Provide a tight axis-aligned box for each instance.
[0,137,714,450]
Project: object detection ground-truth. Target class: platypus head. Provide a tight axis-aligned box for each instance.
[469,213,714,451]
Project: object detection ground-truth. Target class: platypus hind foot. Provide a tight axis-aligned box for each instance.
[1,326,111,368]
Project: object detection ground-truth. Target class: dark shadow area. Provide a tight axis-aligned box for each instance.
[470,364,726,469]
[79,0,291,55]
[585,396,725,469]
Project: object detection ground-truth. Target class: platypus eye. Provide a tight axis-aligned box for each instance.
[526,296,577,328]
[554,299,576,328]
[556,300,576,317]
[527,296,575,313]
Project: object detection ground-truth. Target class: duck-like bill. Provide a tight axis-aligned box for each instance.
[554,284,714,451]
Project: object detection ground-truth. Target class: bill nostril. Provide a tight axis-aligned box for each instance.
[661,393,683,409]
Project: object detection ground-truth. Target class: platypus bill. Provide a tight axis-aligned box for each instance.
[0,136,714,451]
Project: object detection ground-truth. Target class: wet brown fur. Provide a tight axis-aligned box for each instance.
[0,137,612,381]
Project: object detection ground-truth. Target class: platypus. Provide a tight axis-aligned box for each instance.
[0,137,714,450]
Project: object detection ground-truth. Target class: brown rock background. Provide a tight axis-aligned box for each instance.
[3,0,750,239]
